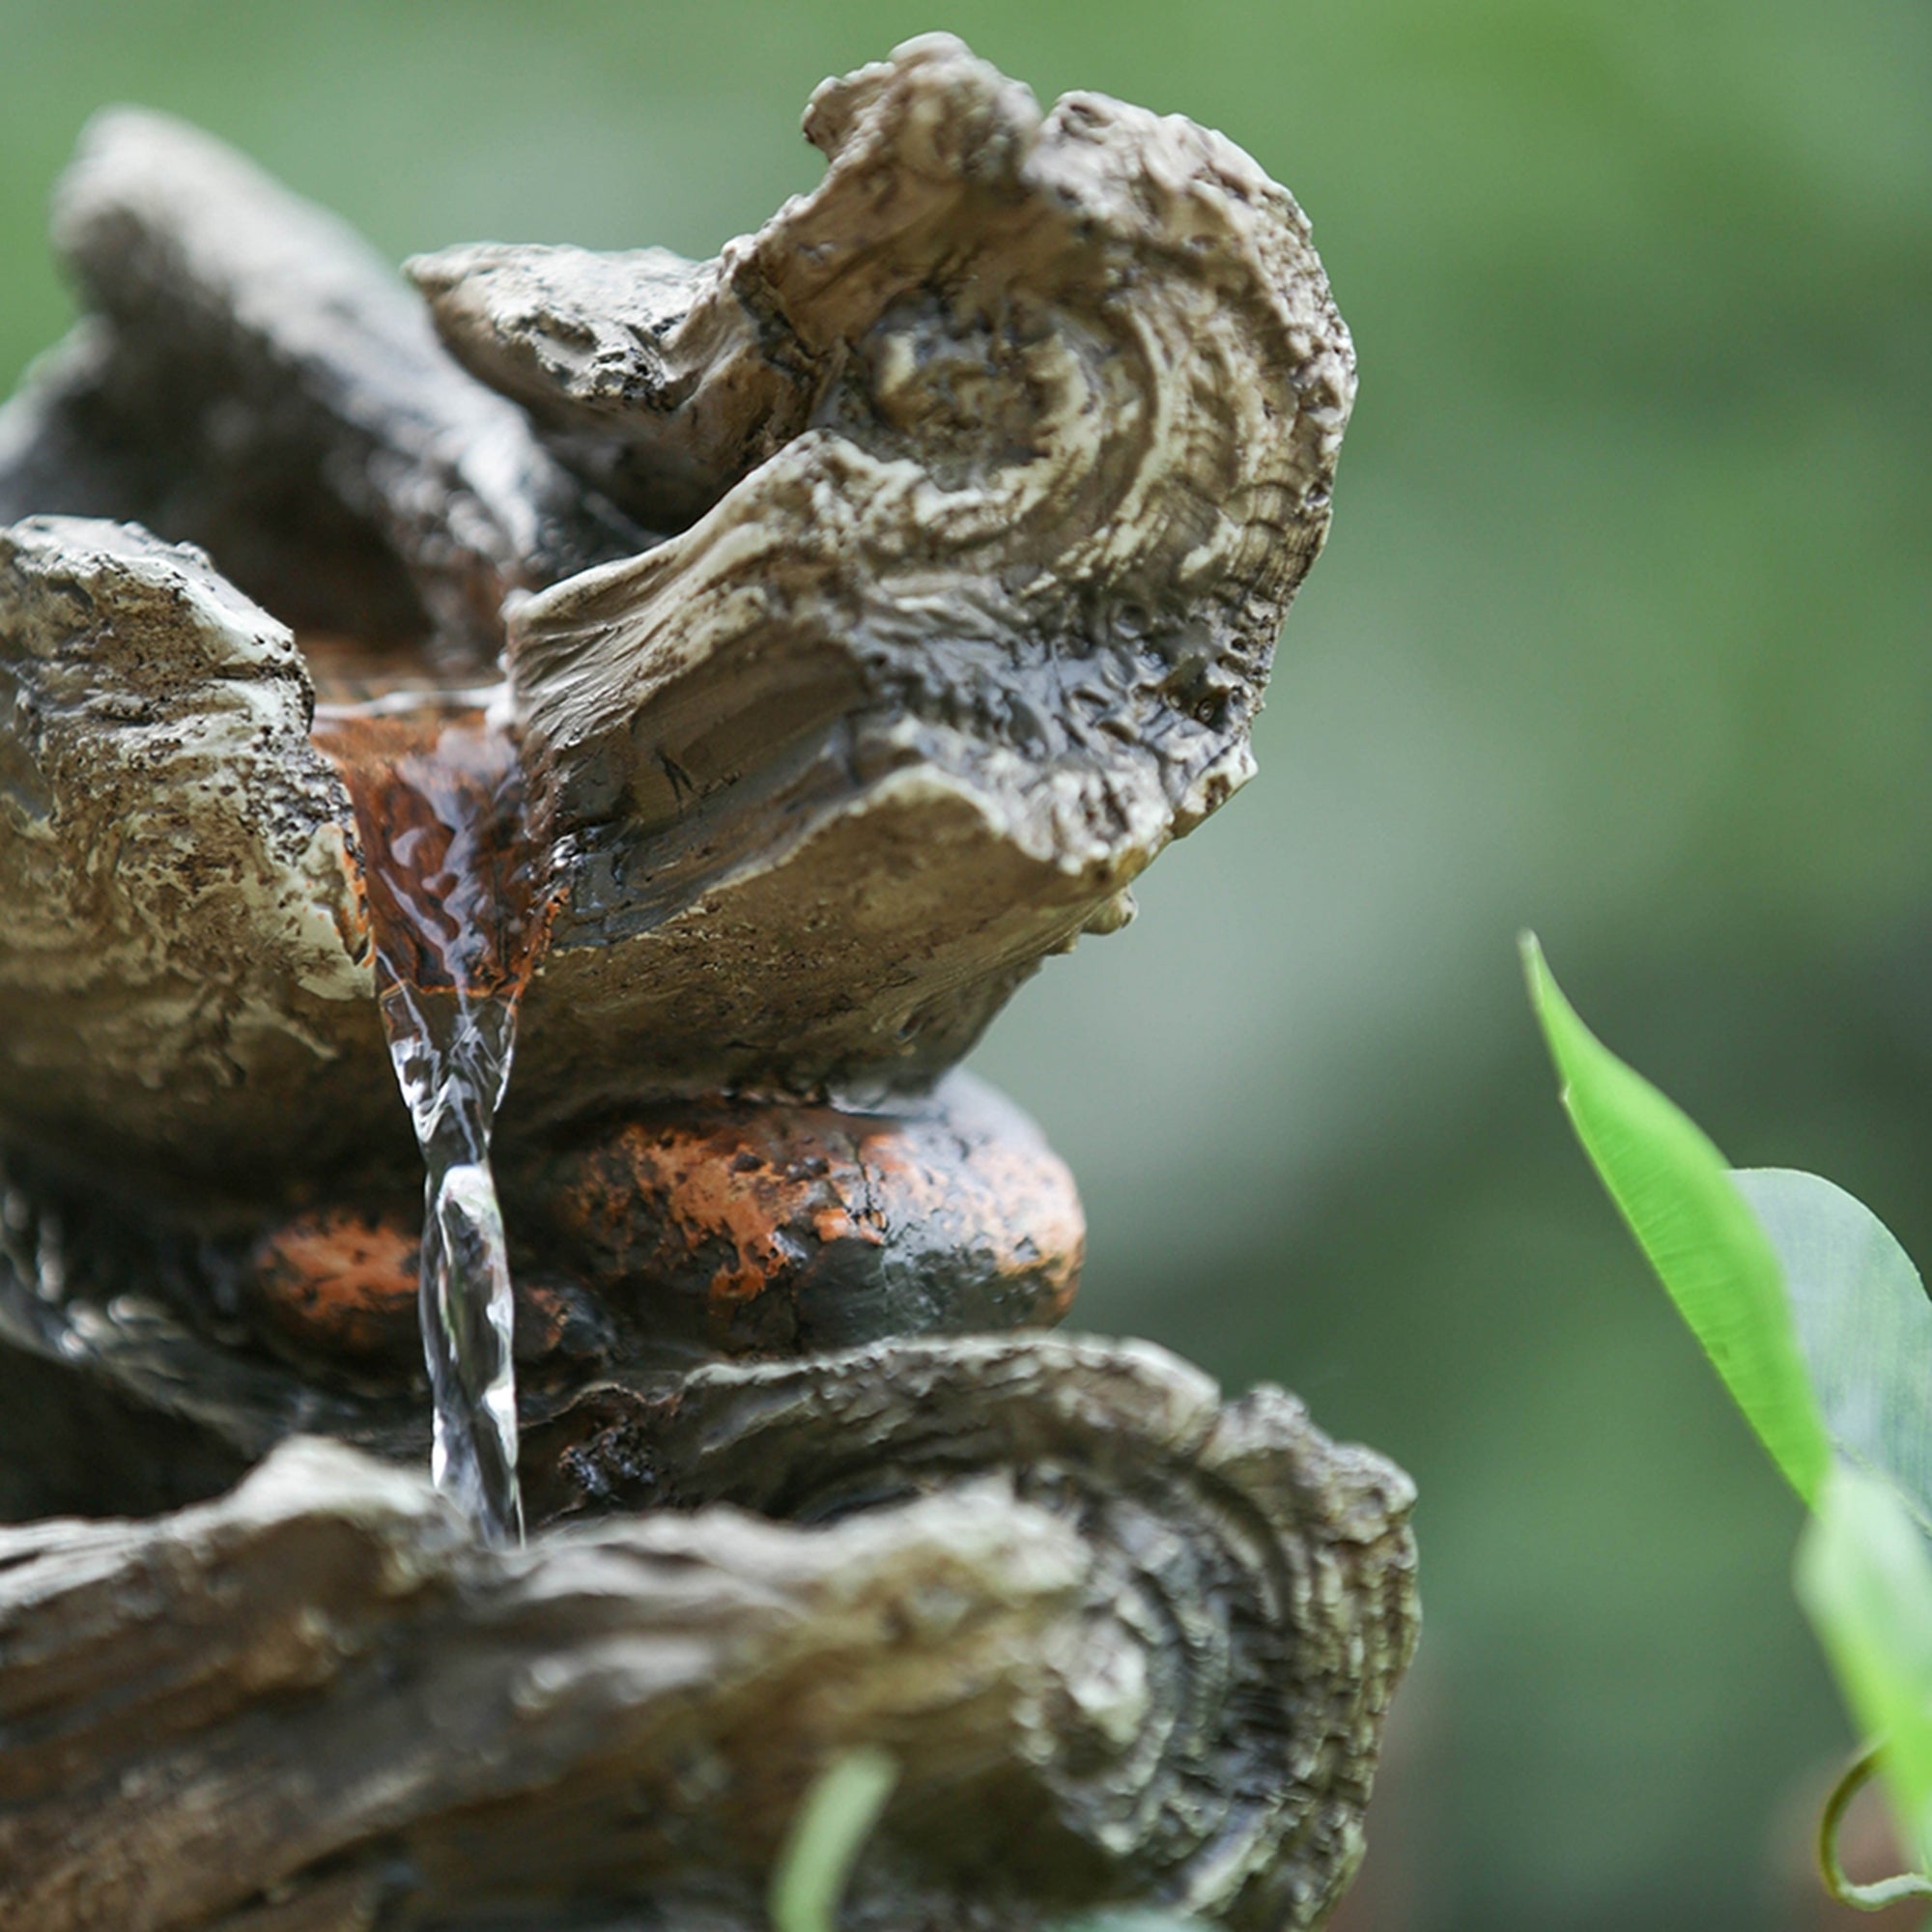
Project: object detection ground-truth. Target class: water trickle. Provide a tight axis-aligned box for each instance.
[314,696,545,1545]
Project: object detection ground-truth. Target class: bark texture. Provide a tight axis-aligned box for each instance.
[0,518,381,1196]
[440,33,1356,1114]
[0,1336,1416,1932]
[0,107,641,660]
[0,34,1353,1169]
[0,34,1406,1932]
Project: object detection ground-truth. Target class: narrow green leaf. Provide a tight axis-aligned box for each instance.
[1798,1465,1932,1867]
[769,1748,898,1932]
[1050,1918,1204,1930]
[1733,1168,1932,1536]
[1051,1917,1210,1931]
[1520,934,1832,1503]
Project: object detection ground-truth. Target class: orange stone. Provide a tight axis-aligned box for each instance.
[243,1075,1083,1376]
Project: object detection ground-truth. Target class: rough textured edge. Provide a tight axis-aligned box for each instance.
[1,109,645,659]
[0,516,391,1192]
[0,1334,1415,1932]
[463,33,1353,1102]
[0,39,1356,1142]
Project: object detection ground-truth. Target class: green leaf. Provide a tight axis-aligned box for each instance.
[1798,1465,1932,1867]
[1520,934,1832,1503]
[768,1748,898,1932]
[1049,1918,1211,1931]
[1732,1168,1932,1536]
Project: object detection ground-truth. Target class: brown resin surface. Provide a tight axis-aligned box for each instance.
[0,43,1410,1930]
[242,1074,1084,1377]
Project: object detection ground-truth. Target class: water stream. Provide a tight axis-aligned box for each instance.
[314,695,544,1544]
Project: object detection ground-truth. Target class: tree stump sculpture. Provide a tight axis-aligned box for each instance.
[0,36,1415,1930]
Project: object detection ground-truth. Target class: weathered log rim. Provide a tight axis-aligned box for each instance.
[0,1335,1416,1932]
[0,32,1355,1189]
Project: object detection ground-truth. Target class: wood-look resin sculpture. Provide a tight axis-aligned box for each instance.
[0,34,1414,1931]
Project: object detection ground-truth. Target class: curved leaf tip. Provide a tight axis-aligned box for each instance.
[1520,933,1832,1504]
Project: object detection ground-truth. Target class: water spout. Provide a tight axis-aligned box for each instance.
[316,703,542,1544]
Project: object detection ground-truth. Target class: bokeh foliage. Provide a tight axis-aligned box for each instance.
[3,3,1928,1927]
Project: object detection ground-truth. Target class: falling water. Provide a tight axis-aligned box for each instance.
[314,695,544,1544]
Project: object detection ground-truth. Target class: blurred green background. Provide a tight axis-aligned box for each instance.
[3,1,1927,1925]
